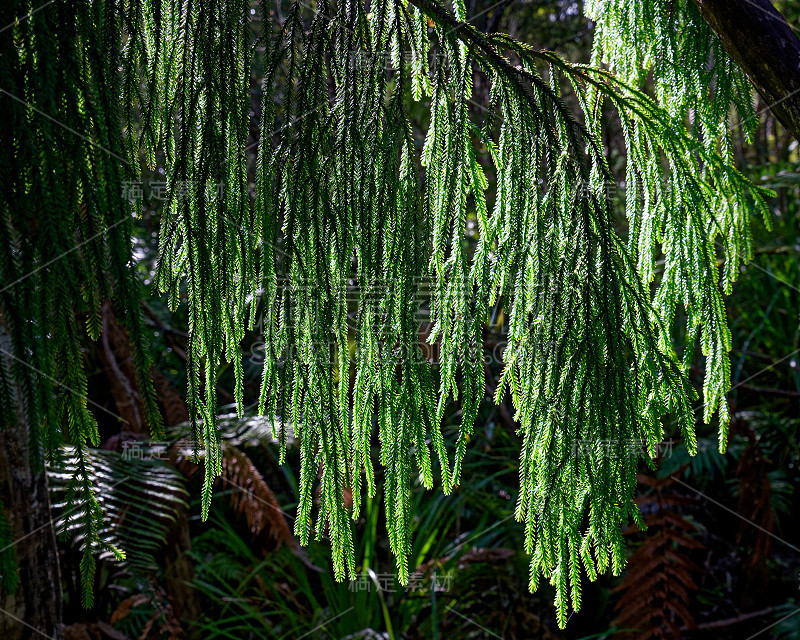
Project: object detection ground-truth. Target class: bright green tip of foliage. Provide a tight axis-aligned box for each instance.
[0,0,772,627]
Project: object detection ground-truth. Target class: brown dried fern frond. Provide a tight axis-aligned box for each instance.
[612,468,703,639]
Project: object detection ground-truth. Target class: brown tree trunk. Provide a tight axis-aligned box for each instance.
[0,343,63,640]
[693,0,800,141]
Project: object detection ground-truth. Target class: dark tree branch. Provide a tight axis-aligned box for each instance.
[484,0,513,34]
[736,383,800,398]
[693,0,800,141]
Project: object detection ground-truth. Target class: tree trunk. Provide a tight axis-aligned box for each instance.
[693,0,800,142]
[0,343,63,640]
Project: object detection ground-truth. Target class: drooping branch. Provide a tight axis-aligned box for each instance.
[693,0,800,141]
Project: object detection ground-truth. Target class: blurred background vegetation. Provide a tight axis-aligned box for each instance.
[57,1,800,638]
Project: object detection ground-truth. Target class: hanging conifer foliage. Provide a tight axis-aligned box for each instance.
[0,0,774,625]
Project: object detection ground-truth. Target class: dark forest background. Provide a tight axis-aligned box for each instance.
[20,1,800,638]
